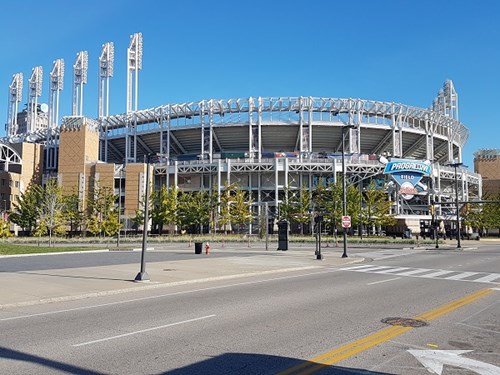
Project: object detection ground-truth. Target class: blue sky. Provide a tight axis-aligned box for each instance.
[1,0,499,168]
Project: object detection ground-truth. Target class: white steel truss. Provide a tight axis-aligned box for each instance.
[72,51,88,116]
[28,66,43,134]
[99,42,114,162]
[125,32,143,163]
[7,73,23,137]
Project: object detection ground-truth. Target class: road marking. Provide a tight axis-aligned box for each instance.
[366,277,400,285]
[420,270,456,278]
[278,288,495,375]
[0,269,331,321]
[408,350,500,375]
[446,272,479,280]
[473,274,500,283]
[375,267,409,274]
[351,265,393,272]
[73,314,216,347]
[396,268,434,276]
[341,266,500,284]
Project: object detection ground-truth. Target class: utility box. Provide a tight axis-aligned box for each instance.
[277,220,289,251]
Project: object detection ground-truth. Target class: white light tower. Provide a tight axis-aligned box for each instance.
[72,51,88,116]
[7,72,23,137]
[28,66,43,134]
[99,42,114,162]
[48,59,65,130]
[46,59,65,170]
[126,32,143,163]
[127,32,142,114]
[99,42,114,118]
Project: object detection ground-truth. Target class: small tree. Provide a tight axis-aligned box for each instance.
[8,183,40,235]
[230,187,253,234]
[86,182,120,238]
[0,217,12,238]
[62,191,85,236]
[363,181,395,234]
[36,178,66,246]
[219,181,236,234]
[178,191,211,235]
[150,185,179,235]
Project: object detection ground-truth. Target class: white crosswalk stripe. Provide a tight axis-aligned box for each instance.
[340,265,500,284]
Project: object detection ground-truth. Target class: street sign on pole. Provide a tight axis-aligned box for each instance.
[342,215,351,228]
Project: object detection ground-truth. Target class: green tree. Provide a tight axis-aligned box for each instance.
[363,181,395,234]
[279,185,313,234]
[62,191,85,236]
[482,193,500,235]
[8,183,40,235]
[178,191,211,234]
[150,185,179,235]
[35,178,67,245]
[313,179,342,235]
[218,181,236,234]
[0,217,12,238]
[230,186,253,234]
[86,182,121,237]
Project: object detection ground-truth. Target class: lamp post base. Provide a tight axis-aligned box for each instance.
[134,271,150,282]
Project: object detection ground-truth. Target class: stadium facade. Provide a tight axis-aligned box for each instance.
[1,33,482,236]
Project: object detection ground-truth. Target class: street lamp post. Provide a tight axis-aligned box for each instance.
[446,161,465,249]
[135,154,151,281]
[341,124,355,258]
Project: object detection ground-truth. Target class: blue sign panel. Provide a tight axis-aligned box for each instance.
[383,159,431,199]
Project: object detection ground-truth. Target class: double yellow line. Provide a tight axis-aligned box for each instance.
[279,288,494,375]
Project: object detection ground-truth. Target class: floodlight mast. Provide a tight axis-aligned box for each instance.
[127,33,142,114]
[72,51,88,116]
[46,59,65,170]
[98,42,114,118]
[28,66,43,134]
[126,32,143,163]
[99,42,114,162]
[7,73,23,137]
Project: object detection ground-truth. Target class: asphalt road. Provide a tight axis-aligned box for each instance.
[0,244,498,374]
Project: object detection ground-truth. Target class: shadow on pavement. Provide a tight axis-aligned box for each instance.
[16,271,132,282]
[162,352,393,374]
[0,346,105,375]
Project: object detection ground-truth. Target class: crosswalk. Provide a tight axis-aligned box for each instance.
[339,264,500,284]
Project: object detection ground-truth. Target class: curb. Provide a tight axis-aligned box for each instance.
[0,265,323,309]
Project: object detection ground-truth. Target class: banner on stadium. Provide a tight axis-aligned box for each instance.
[383,159,431,200]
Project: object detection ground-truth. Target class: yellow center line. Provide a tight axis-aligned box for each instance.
[278,288,494,375]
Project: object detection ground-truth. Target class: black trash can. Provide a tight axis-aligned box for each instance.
[277,220,288,251]
[195,242,203,254]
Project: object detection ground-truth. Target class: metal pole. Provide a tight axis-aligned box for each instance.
[317,218,322,260]
[342,127,348,258]
[135,155,151,281]
[359,181,363,240]
[455,165,461,249]
[265,202,269,251]
[432,202,439,249]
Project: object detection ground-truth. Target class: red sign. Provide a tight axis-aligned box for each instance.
[342,215,351,228]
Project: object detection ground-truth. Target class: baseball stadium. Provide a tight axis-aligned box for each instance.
[1,33,482,237]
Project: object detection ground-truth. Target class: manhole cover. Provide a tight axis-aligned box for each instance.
[381,317,428,327]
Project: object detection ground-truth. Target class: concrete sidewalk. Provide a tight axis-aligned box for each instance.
[0,245,363,309]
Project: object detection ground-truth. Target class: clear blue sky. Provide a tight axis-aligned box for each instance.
[1,0,499,168]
